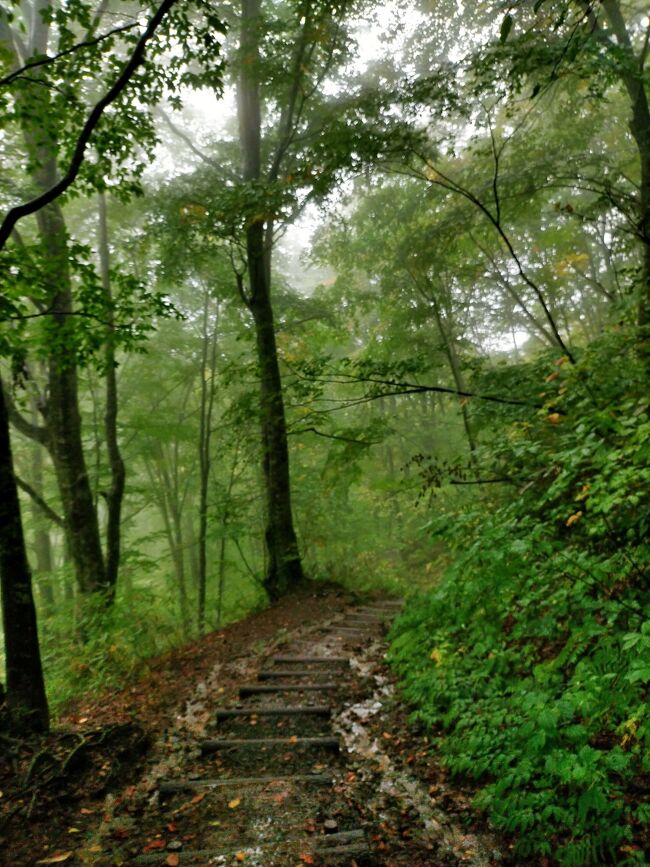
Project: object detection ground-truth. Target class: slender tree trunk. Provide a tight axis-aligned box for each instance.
[30,439,56,613]
[98,191,126,599]
[599,1,650,358]
[238,0,304,600]
[197,293,219,634]
[14,56,107,595]
[216,445,239,625]
[0,379,49,733]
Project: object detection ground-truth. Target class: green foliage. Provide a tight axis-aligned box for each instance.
[388,328,650,865]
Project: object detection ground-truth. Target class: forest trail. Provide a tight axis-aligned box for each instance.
[5,588,503,867]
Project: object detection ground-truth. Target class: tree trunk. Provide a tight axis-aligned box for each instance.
[600,1,650,358]
[98,192,126,599]
[12,34,108,596]
[0,379,49,733]
[30,439,56,614]
[238,0,304,600]
[248,226,304,599]
[197,293,219,634]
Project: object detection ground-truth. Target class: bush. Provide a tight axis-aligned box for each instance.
[388,330,650,865]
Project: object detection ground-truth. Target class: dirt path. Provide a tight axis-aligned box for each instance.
[4,588,505,867]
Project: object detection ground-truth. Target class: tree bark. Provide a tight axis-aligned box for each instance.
[591,1,650,357]
[16,67,107,595]
[0,378,49,733]
[237,0,304,600]
[98,191,126,598]
[197,292,218,634]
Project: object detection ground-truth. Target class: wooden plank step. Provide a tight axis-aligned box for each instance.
[258,669,343,680]
[201,736,340,752]
[215,705,331,719]
[315,829,365,845]
[159,773,332,794]
[271,656,349,664]
[130,831,365,864]
[342,619,383,626]
[316,842,369,860]
[239,683,338,696]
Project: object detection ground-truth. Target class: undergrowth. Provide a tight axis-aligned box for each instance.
[388,329,650,866]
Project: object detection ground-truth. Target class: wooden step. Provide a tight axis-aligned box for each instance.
[201,736,340,752]
[239,683,338,696]
[314,829,365,846]
[271,656,349,664]
[215,705,331,719]
[159,773,332,794]
[342,620,383,627]
[258,669,342,680]
[130,830,365,864]
[316,841,369,860]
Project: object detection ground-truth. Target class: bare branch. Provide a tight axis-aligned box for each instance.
[0,0,180,253]
[15,476,63,526]
[0,20,139,89]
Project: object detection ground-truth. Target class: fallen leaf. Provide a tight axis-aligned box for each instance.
[288,735,298,744]
[235,852,246,862]
[299,854,315,865]
[166,822,178,833]
[166,856,180,867]
[78,717,88,724]
[228,797,241,809]
[36,852,74,864]
[67,827,81,834]
[142,840,166,853]
[35,855,74,865]
[79,807,95,815]
[346,772,356,783]
[547,413,561,424]
[382,732,393,740]
[191,792,206,805]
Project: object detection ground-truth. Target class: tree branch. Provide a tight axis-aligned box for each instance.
[0,0,180,252]
[2,388,48,445]
[287,426,380,445]
[0,20,139,89]
[15,476,63,527]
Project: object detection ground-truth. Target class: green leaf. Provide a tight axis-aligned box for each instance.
[500,14,513,44]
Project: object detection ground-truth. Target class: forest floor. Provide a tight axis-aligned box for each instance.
[0,583,509,867]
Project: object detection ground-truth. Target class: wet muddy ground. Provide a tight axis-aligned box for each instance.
[2,585,508,866]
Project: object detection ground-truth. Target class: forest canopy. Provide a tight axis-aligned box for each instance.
[1,0,650,863]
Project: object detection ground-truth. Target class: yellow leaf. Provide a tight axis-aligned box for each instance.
[429,648,443,665]
[228,797,241,809]
[575,484,590,502]
[67,827,81,833]
[36,855,74,865]
[236,852,246,862]
[565,511,583,527]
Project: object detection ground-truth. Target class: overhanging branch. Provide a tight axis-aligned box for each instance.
[0,0,180,252]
